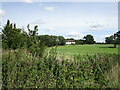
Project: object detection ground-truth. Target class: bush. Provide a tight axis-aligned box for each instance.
[2,49,118,88]
[28,40,46,57]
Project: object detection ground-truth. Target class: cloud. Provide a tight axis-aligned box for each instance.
[22,0,33,3]
[89,19,110,30]
[0,9,5,17]
[45,27,54,31]
[101,35,111,38]
[30,19,48,24]
[46,17,115,33]
[66,32,84,39]
[90,24,104,30]
[94,34,111,42]
[44,6,56,11]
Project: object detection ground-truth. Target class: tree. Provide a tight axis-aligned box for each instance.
[113,31,120,48]
[83,34,95,44]
[75,39,85,45]
[66,38,74,40]
[2,20,23,49]
[105,35,114,44]
[105,31,120,48]
[27,24,38,36]
[26,24,46,57]
[26,24,39,48]
[58,36,65,45]
[38,35,65,47]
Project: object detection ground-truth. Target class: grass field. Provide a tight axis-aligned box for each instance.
[48,44,118,56]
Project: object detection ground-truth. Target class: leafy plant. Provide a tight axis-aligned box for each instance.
[2,48,118,88]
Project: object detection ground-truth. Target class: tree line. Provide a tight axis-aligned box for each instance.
[2,20,96,51]
[69,32,120,47]
[38,35,65,47]
[1,20,66,57]
[66,34,95,44]
[2,20,66,50]
[1,20,119,51]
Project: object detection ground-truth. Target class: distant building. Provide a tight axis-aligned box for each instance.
[66,40,75,45]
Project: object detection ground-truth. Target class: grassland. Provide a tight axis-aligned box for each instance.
[48,44,118,56]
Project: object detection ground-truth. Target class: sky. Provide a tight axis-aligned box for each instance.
[0,1,118,42]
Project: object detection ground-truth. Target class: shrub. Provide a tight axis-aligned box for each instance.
[28,40,46,57]
[2,49,118,88]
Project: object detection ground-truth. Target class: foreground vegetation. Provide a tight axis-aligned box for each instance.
[1,20,119,88]
[2,48,118,88]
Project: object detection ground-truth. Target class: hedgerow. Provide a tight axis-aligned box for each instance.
[2,48,118,88]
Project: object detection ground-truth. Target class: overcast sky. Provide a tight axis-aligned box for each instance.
[0,1,118,42]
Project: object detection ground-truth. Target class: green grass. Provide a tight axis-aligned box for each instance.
[48,44,118,56]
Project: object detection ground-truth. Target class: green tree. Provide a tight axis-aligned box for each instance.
[26,24,46,57]
[66,38,74,40]
[26,24,39,48]
[38,35,65,47]
[2,20,23,49]
[83,34,95,44]
[27,24,38,36]
[105,31,120,48]
[105,35,114,44]
[114,31,120,48]
[58,36,65,46]
[75,39,85,45]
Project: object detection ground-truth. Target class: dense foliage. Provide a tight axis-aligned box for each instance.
[2,48,118,88]
[75,39,85,45]
[66,35,96,45]
[105,35,115,44]
[2,20,23,49]
[2,20,65,57]
[1,20,119,88]
[105,31,120,47]
[2,20,65,49]
[83,35,95,44]
[38,35,65,47]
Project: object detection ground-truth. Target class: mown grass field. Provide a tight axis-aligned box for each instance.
[48,44,118,56]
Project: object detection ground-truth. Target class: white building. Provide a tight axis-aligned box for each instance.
[66,40,75,45]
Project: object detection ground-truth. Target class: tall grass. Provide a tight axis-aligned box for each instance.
[2,48,118,88]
